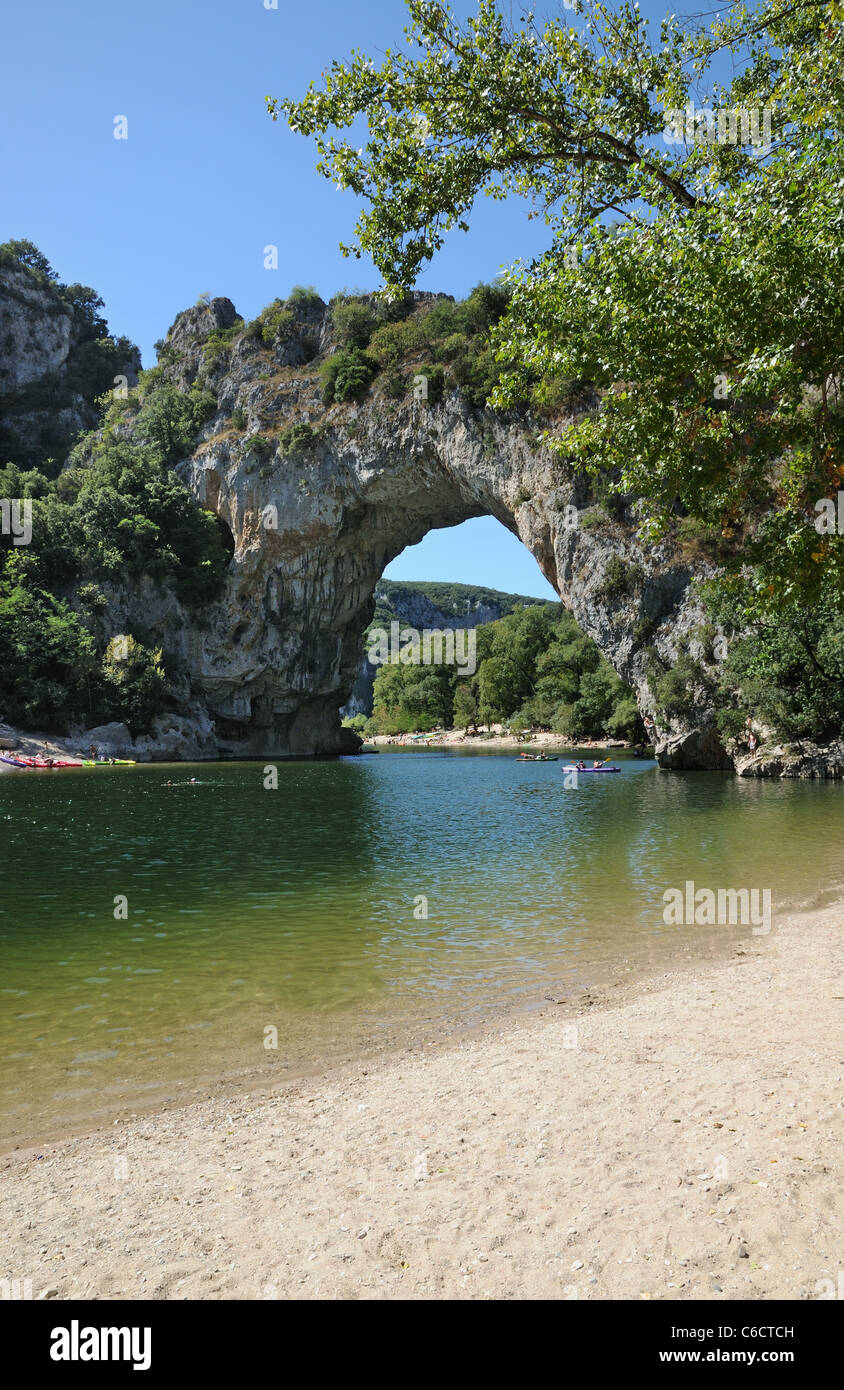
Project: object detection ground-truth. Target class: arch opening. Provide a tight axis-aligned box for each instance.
[339,517,646,749]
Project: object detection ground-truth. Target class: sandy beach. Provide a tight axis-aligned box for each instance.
[1,903,840,1302]
[364,727,636,752]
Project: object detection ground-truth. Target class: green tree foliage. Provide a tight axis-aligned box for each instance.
[276,0,844,738]
[331,296,379,348]
[708,574,844,742]
[0,584,171,735]
[100,634,168,734]
[367,603,642,738]
[134,382,213,463]
[0,240,138,474]
[452,678,479,730]
[321,346,378,403]
[371,660,456,731]
[287,285,324,310]
[0,585,97,730]
[249,299,296,347]
[365,283,516,406]
[0,239,59,283]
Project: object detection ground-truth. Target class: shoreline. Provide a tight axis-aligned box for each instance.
[0,887,768,1158]
[2,899,841,1301]
[363,728,638,753]
[4,718,842,779]
[0,718,640,767]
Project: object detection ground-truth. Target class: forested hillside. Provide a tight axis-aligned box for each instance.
[352,603,643,740]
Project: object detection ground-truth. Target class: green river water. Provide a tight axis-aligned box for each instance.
[0,750,841,1148]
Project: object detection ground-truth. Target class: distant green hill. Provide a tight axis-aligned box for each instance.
[370,580,553,632]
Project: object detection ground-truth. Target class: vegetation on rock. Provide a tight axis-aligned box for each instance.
[276,0,844,746]
[0,249,233,732]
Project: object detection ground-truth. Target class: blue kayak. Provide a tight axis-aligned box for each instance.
[562,765,621,773]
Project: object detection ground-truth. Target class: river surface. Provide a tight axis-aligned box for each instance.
[1,750,841,1147]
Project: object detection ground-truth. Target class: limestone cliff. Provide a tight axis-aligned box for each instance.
[121,294,733,768]
[0,257,140,471]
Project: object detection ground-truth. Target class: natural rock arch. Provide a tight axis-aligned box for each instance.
[158,296,731,769]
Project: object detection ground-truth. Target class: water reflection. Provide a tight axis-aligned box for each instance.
[0,752,841,1144]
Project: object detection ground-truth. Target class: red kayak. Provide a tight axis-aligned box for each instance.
[18,756,83,769]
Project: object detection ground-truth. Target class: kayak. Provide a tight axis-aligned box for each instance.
[0,754,29,769]
[563,765,621,773]
[516,755,558,762]
[18,757,83,769]
[82,758,136,766]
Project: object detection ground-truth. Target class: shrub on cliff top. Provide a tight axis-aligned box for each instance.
[320,347,377,404]
[331,297,378,349]
[278,421,320,456]
[287,285,323,311]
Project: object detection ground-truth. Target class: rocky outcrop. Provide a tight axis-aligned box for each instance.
[0,258,140,470]
[735,740,844,779]
[75,719,210,763]
[0,267,76,392]
[109,294,732,767]
[14,267,813,773]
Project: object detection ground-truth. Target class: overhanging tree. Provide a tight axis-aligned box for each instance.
[272,0,844,630]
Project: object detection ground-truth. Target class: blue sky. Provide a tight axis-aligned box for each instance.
[0,0,678,600]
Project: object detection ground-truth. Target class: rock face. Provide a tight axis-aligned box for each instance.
[735,741,844,779]
[0,259,140,469]
[126,295,734,768]
[2,265,836,776]
[0,267,75,392]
